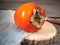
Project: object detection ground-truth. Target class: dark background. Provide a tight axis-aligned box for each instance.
[0,0,60,45]
[0,0,60,17]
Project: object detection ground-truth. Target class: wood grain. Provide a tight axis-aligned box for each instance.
[0,0,60,17]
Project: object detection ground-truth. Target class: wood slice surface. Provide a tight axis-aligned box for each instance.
[24,21,57,41]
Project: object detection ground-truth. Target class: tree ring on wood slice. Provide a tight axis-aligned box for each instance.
[20,21,57,45]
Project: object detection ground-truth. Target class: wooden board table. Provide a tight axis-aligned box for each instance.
[0,0,60,45]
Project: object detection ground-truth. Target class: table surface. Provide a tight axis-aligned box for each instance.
[0,0,60,45]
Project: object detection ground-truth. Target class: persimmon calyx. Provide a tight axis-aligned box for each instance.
[30,9,44,28]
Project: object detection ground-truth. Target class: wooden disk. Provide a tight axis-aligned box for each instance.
[24,21,57,41]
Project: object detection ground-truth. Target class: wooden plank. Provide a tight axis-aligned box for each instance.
[0,0,60,17]
[1,0,60,2]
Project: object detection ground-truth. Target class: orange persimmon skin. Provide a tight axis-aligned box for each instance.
[14,3,45,32]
